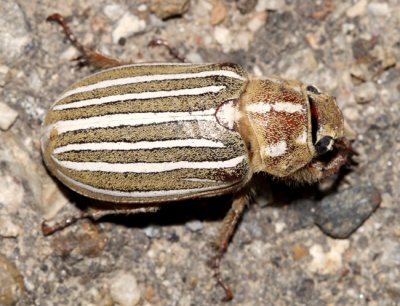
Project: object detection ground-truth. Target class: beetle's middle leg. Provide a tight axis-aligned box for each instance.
[212,189,249,301]
[47,13,128,69]
[41,205,159,236]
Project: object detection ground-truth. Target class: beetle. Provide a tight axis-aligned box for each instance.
[41,13,350,300]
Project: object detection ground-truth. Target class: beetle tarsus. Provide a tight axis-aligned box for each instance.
[211,190,248,301]
[41,211,90,236]
[148,38,188,63]
[46,13,86,55]
[212,252,234,301]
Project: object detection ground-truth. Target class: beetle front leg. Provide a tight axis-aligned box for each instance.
[47,13,128,69]
[212,189,249,301]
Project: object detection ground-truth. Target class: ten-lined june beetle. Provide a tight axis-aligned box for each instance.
[42,13,350,300]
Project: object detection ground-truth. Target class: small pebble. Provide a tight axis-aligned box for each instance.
[0,173,24,212]
[0,103,18,131]
[143,225,162,238]
[109,271,141,306]
[314,185,381,239]
[213,26,232,51]
[255,0,285,11]
[367,2,390,17]
[346,0,368,18]
[343,107,360,121]
[40,178,70,220]
[103,4,126,21]
[247,12,268,33]
[295,278,315,300]
[112,12,146,44]
[237,0,258,14]
[354,81,377,104]
[150,0,190,19]
[291,244,309,261]
[0,65,10,87]
[0,254,24,306]
[185,52,203,63]
[0,214,21,238]
[308,240,349,274]
[210,0,228,25]
[380,240,400,266]
[274,221,286,234]
[185,220,203,232]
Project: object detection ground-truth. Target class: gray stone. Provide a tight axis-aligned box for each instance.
[314,185,381,238]
[0,2,32,64]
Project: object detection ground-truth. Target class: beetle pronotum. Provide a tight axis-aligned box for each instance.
[42,13,350,300]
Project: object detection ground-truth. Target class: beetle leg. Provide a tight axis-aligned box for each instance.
[47,13,128,69]
[148,38,188,63]
[41,206,159,236]
[212,189,249,301]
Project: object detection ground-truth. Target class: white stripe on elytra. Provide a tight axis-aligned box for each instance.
[53,85,226,110]
[59,70,246,100]
[52,155,245,173]
[246,102,305,114]
[56,170,239,198]
[53,138,225,154]
[48,108,216,135]
[183,178,220,183]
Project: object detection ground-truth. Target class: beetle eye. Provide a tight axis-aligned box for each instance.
[306,85,320,94]
[315,136,333,155]
[308,95,318,145]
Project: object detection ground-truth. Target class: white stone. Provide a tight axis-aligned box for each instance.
[256,0,285,12]
[346,0,368,18]
[367,2,390,17]
[0,102,18,130]
[247,12,268,32]
[214,26,232,51]
[185,220,203,232]
[308,239,349,274]
[0,65,10,86]
[112,12,146,44]
[41,178,70,219]
[143,225,161,238]
[274,221,286,234]
[0,214,21,238]
[103,4,125,21]
[109,272,141,306]
[0,174,24,212]
[185,52,203,63]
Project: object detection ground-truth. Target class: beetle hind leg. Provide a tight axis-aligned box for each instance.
[211,189,249,301]
[47,13,127,69]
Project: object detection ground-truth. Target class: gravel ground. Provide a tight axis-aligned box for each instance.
[0,0,399,305]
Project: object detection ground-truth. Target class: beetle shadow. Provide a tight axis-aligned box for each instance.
[252,166,353,209]
[44,165,352,233]
[72,194,234,230]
